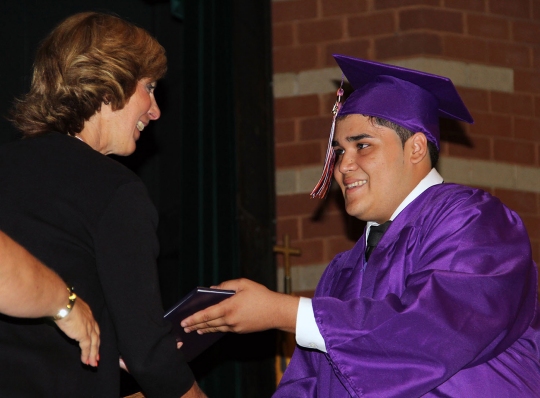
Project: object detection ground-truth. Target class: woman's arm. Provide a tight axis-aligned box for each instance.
[0,230,100,366]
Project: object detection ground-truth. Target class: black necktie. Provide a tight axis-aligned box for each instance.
[365,221,392,261]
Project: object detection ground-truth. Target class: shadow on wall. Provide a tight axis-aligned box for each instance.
[440,118,472,147]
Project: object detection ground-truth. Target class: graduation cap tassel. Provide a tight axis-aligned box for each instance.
[310,85,344,199]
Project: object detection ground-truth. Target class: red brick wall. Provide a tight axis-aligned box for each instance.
[272,0,540,278]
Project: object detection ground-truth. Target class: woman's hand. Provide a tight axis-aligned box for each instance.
[55,297,100,367]
[181,382,207,398]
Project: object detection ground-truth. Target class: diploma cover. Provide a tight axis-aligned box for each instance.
[164,287,235,361]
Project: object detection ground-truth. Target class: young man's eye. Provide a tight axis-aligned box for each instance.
[357,143,369,150]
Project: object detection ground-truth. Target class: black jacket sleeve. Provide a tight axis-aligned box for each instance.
[95,181,194,397]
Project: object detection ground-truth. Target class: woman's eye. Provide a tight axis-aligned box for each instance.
[146,84,156,93]
[333,148,344,156]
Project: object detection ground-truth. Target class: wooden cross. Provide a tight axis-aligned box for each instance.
[273,234,301,295]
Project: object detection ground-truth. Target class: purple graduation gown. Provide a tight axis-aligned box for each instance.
[275,184,540,397]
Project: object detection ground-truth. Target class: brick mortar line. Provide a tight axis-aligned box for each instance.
[273,57,514,98]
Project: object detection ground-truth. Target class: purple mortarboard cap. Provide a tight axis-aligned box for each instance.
[335,54,473,148]
[310,54,474,199]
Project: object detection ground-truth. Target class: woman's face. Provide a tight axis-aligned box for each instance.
[97,78,160,156]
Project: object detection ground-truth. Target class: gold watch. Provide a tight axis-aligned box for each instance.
[53,287,77,320]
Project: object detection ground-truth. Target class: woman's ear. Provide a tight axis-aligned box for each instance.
[408,132,429,165]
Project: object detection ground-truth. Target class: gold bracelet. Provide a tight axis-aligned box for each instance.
[53,287,77,320]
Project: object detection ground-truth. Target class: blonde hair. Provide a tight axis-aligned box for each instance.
[10,12,167,136]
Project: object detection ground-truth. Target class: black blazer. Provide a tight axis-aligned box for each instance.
[0,133,194,398]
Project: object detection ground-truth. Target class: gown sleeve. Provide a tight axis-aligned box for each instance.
[311,191,536,397]
[94,181,195,398]
[276,252,354,396]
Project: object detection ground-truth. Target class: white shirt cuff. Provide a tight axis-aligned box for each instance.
[295,297,327,352]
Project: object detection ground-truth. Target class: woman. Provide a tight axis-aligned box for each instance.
[0,12,204,398]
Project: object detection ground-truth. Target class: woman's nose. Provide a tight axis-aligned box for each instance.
[148,98,161,120]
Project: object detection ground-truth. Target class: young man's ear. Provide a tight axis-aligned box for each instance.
[409,132,429,164]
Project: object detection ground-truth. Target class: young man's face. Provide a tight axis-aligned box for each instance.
[332,114,417,223]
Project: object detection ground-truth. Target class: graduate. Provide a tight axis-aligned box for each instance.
[182,55,540,397]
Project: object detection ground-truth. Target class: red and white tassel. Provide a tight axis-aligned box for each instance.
[310,86,344,199]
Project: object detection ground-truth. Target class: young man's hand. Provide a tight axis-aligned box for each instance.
[181,278,299,335]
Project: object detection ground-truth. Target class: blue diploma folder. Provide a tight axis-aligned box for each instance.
[164,287,235,361]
